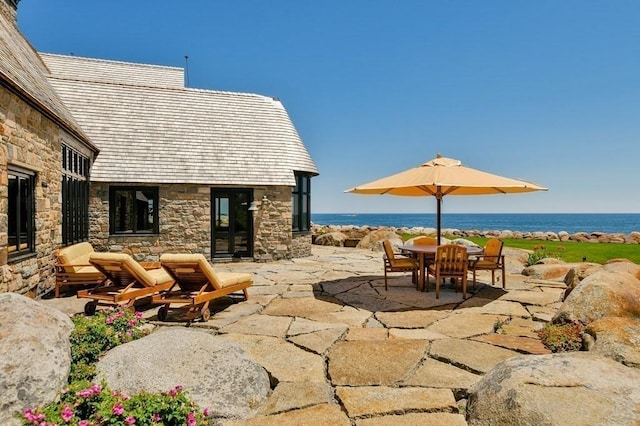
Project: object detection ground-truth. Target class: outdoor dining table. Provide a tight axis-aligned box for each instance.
[398,244,484,291]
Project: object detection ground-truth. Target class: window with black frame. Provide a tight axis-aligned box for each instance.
[8,167,35,259]
[62,145,90,245]
[109,186,159,234]
[292,173,311,232]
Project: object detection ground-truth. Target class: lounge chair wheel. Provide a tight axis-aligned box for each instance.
[201,307,211,322]
[157,306,168,321]
[84,301,97,316]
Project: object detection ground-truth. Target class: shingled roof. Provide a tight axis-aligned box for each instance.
[0,11,94,149]
[41,53,318,186]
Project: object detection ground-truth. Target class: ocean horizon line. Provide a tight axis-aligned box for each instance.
[311,213,640,235]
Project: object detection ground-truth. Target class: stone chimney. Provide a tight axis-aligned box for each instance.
[1,0,20,24]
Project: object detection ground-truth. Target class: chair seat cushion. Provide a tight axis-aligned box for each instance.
[392,258,417,268]
[474,260,500,269]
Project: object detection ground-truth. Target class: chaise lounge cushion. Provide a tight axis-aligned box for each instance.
[159,253,252,289]
[89,252,174,287]
[56,242,98,274]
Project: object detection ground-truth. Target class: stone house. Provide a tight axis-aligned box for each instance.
[40,54,318,263]
[0,0,99,295]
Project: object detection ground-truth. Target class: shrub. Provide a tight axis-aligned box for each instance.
[69,307,149,383]
[526,245,565,266]
[536,321,583,352]
[20,382,209,426]
[19,307,210,425]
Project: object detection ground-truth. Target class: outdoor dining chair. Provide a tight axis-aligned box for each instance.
[427,244,469,299]
[382,239,419,291]
[469,238,506,289]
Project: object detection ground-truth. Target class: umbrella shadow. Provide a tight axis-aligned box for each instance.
[308,273,508,313]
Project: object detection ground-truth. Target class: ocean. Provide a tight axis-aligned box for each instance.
[311,213,640,235]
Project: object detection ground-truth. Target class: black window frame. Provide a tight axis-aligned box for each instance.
[8,166,35,260]
[292,173,311,232]
[109,186,159,235]
[61,145,90,246]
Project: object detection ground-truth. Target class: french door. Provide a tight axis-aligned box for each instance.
[211,189,253,258]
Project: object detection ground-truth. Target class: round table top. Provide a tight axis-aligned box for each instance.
[398,244,483,255]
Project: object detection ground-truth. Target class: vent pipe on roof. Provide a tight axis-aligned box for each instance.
[184,55,190,87]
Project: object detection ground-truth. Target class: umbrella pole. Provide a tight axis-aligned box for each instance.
[436,188,442,245]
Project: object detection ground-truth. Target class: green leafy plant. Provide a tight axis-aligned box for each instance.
[525,245,565,266]
[536,321,583,352]
[69,307,149,383]
[20,381,209,426]
[493,316,512,334]
[19,307,210,425]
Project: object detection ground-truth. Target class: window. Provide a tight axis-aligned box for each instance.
[109,187,159,235]
[8,167,35,259]
[292,173,311,232]
[62,145,90,245]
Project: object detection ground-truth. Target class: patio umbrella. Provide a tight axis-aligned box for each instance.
[344,154,547,245]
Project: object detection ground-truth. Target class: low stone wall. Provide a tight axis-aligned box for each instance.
[312,225,640,245]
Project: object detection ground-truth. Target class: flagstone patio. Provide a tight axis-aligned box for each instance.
[43,245,560,424]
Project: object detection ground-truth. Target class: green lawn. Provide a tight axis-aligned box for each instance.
[401,233,640,264]
[467,237,640,264]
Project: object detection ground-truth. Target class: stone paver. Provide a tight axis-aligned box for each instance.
[257,381,333,416]
[328,340,427,385]
[220,314,292,337]
[221,333,326,382]
[224,403,350,426]
[336,386,456,417]
[472,334,551,355]
[402,357,481,390]
[356,413,467,426]
[430,338,520,374]
[375,310,448,328]
[427,313,508,338]
[288,327,346,355]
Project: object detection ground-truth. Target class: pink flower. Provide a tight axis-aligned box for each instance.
[61,405,74,422]
[78,421,90,426]
[127,319,137,327]
[125,416,136,424]
[106,316,114,324]
[91,383,102,394]
[22,408,44,423]
[175,384,183,392]
[203,408,210,417]
[113,403,124,416]
[187,412,196,426]
[135,311,143,319]
[151,413,161,422]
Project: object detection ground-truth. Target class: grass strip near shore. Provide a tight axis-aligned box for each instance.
[468,237,640,264]
[400,234,640,264]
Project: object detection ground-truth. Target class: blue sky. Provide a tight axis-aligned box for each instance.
[18,1,640,214]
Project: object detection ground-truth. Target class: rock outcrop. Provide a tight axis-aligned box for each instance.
[585,317,640,368]
[0,293,74,426]
[467,353,640,426]
[96,328,271,421]
[553,270,640,324]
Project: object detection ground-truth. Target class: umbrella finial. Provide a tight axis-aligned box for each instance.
[436,153,442,158]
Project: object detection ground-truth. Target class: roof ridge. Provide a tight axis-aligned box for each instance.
[39,52,183,71]
[48,73,280,102]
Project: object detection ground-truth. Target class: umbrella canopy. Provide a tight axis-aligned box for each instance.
[345,154,548,244]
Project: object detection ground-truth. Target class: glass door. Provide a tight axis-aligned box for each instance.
[211,189,253,258]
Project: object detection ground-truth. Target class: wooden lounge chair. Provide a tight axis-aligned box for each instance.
[469,238,506,289]
[53,242,106,298]
[78,252,174,315]
[153,253,253,321]
[427,244,469,299]
[382,240,419,291]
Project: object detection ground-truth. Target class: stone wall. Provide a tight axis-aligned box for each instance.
[89,183,211,260]
[89,183,311,261]
[0,86,63,295]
